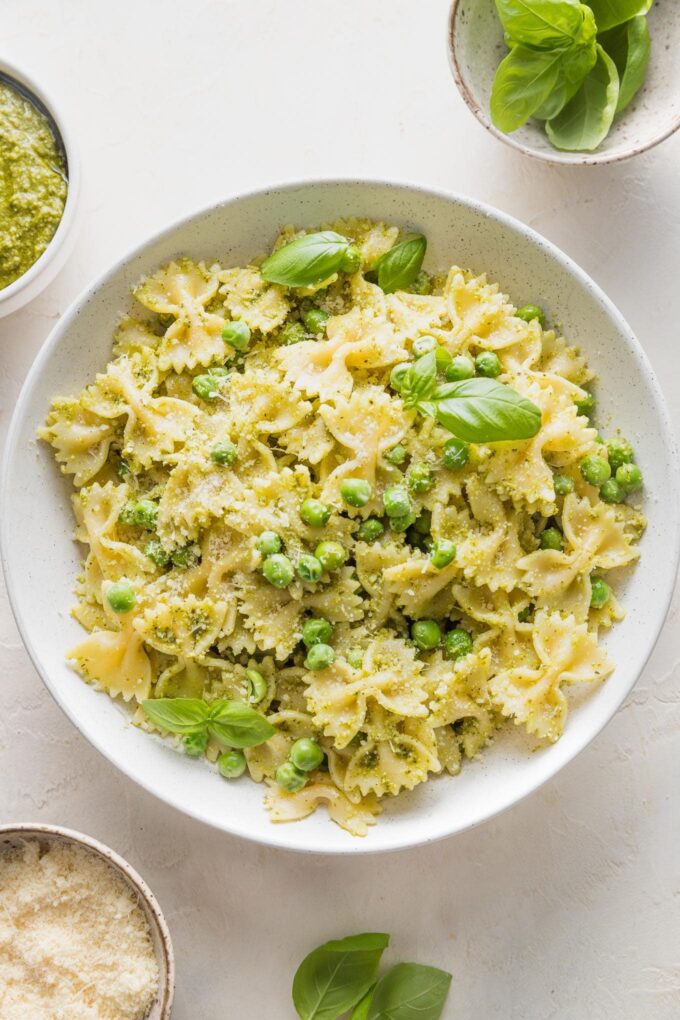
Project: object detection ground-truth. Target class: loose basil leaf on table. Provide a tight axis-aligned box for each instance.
[491,46,566,131]
[207,700,276,748]
[600,15,651,112]
[432,377,542,443]
[587,0,652,33]
[366,963,452,1020]
[141,697,210,734]
[495,0,590,50]
[400,351,437,408]
[260,231,350,288]
[375,235,426,294]
[292,933,390,1020]
[547,44,620,151]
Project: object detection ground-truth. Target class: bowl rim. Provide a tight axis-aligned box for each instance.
[2,176,679,855]
[446,0,680,167]
[0,58,80,305]
[0,822,175,1016]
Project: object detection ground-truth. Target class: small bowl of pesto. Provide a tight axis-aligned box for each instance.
[0,59,79,317]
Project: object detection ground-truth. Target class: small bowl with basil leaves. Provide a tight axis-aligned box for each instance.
[448,0,680,164]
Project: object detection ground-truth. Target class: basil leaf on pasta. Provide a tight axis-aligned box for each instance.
[401,352,437,407]
[141,697,210,735]
[367,963,452,1020]
[207,700,276,748]
[433,377,542,443]
[261,231,350,288]
[375,236,426,294]
[293,933,390,1020]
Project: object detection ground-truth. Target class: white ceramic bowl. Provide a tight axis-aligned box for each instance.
[0,60,80,317]
[448,0,680,166]
[0,823,174,1017]
[2,180,678,854]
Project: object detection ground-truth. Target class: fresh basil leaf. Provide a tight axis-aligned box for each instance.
[491,45,565,131]
[587,0,650,32]
[561,7,597,80]
[367,963,452,1020]
[401,352,437,407]
[141,698,210,735]
[533,72,583,117]
[546,43,619,150]
[433,377,542,443]
[206,700,276,748]
[292,933,390,1020]
[261,231,349,288]
[376,236,426,294]
[495,0,586,49]
[600,15,650,112]
[350,987,375,1020]
[417,400,437,419]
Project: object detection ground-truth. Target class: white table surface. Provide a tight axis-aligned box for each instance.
[1,2,679,1016]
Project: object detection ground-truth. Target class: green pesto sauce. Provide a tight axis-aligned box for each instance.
[0,80,68,290]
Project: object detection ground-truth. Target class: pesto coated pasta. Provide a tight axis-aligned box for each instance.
[40,218,645,836]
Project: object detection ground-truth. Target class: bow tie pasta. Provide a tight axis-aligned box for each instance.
[39,218,645,836]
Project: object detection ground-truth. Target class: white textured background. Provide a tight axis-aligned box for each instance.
[1,2,679,1017]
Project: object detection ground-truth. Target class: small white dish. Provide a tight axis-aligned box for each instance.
[0,60,80,317]
[448,0,680,166]
[2,179,678,854]
[0,823,174,1018]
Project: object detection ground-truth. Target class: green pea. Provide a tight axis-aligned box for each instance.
[384,444,407,466]
[575,392,595,418]
[256,531,282,556]
[553,473,574,497]
[444,628,473,660]
[192,373,221,401]
[341,245,362,274]
[412,335,438,358]
[218,749,247,779]
[540,526,563,551]
[340,477,372,508]
[302,617,333,648]
[346,648,364,669]
[290,737,324,773]
[106,580,136,614]
[475,351,501,378]
[183,731,208,757]
[407,462,434,494]
[246,668,267,704]
[297,554,323,583]
[411,619,441,650]
[171,545,198,569]
[300,498,331,527]
[390,362,410,392]
[580,455,611,487]
[211,440,238,466]
[412,510,432,535]
[599,478,625,504]
[221,320,251,351]
[276,761,308,792]
[357,518,384,542]
[119,498,159,530]
[144,539,170,568]
[430,539,456,569]
[383,485,411,518]
[262,553,295,588]
[305,643,335,671]
[445,355,475,382]
[607,437,634,472]
[279,321,307,346]
[303,307,330,334]
[411,270,432,295]
[590,577,611,609]
[314,541,346,571]
[516,304,545,325]
[616,463,643,493]
[442,438,470,471]
[389,511,416,533]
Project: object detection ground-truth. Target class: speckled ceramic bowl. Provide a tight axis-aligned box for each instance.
[0,824,174,1018]
[448,0,680,165]
[2,180,679,854]
[0,59,80,317]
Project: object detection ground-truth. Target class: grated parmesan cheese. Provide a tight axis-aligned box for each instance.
[0,838,160,1019]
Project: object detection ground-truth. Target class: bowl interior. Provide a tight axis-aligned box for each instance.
[0,825,173,1018]
[2,180,678,853]
[449,0,680,164]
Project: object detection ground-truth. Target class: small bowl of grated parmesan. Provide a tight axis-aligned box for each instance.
[0,824,174,1019]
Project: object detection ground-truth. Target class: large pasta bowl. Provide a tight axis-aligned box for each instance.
[2,180,678,854]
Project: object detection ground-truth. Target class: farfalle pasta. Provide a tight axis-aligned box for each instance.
[40,218,645,836]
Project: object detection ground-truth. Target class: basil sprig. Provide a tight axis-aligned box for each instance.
[397,352,542,442]
[142,697,275,748]
[292,933,452,1020]
[261,231,352,288]
[292,933,389,1020]
[375,235,427,294]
